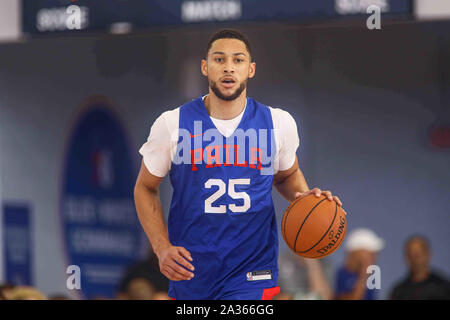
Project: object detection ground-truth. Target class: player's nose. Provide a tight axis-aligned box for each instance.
[223,61,235,73]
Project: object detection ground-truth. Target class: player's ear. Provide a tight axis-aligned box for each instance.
[201,59,208,77]
[248,61,256,79]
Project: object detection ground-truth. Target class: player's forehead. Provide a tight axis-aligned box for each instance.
[208,38,249,57]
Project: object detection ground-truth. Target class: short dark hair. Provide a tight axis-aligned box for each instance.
[206,29,252,60]
[404,234,431,252]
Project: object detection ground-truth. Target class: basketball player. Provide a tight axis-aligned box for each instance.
[134,29,343,300]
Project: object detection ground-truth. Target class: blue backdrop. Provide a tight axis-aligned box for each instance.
[3,204,32,286]
[61,103,141,299]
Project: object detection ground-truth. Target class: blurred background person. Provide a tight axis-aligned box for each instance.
[278,251,334,300]
[7,286,47,300]
[273,291,294,300]
[302,257,334,300]
[121,277,156,300]
[48,293,71,300]
[389,235,450,300]
[117,248,169,298]
[0,284,15,300]
[335,228,384,300]
[152,291,171,300]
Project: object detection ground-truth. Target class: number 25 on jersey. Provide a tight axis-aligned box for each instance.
[204,178,251,214]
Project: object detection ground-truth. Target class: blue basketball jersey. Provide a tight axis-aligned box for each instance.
[168,95,278,299]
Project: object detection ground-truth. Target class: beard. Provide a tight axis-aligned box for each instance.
[209,78,247,101]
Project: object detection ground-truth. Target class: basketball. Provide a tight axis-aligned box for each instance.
[282,194,347,259]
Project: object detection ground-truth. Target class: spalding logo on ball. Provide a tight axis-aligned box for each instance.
[282,194,347,258]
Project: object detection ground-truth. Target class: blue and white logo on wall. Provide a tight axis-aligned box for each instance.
[61,97,140,299]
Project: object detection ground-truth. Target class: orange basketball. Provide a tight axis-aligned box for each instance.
[281,193,347,259]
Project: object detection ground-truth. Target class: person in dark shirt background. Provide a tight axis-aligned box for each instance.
[390,235,450,300]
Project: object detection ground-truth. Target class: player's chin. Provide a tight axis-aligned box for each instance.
[210,80,246,101]
[221,93,241,101]
[224,84,245,96]
[221,89,238,98]
[218,84,237,96]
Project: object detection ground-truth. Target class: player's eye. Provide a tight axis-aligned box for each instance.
[235,58,243,63]
[215,57,223,62]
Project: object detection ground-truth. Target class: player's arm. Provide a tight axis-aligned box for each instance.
[134,160,195,281]
[273,156,342,206]
[273,156,308,202]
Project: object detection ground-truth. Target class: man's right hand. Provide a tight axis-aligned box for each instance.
[156,245,195,281]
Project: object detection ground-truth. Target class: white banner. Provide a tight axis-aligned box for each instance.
[0,0,21,43]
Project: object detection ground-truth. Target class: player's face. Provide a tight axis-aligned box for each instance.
[201,38,256,101]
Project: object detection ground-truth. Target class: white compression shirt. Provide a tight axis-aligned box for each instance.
[139,97,300,177]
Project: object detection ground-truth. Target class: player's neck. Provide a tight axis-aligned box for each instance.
[204,91,247,120]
